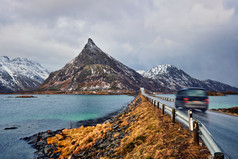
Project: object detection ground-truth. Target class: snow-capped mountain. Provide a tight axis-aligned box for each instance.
[202,79,238,92]
[39,38,164,92]
[37,38,238,93]
[141,64,177,79]
[0,56,49,93]
[138,64,238,92]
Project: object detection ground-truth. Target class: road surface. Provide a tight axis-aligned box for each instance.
[141,88,238,159]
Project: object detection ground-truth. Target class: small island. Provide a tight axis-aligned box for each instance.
[16,95,36,98]
[211,107,238,117]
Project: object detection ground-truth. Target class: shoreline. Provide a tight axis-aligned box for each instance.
[210,106,238,117]
[76,103,131,127]
[22,96,135,158]
[1,90,138,95]
[23,94,210,158]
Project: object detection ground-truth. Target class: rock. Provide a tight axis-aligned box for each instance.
[76,151,85,157]
[42,132,53,140]
[37,150,44,157]
[28,135,38,145]
[16,95,36,98]
[21,129,63,158]
[112,124,119,130]
[44,145,53,154]
[4,126,18,130]
[36,140,46,148]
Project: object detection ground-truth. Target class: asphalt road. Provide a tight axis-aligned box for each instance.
[141,88,238,159]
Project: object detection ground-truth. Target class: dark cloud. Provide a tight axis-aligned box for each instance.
[0,0,238,87]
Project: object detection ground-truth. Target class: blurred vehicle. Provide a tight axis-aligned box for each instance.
[175,87,209,112]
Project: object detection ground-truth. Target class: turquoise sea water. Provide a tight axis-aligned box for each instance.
[155,94,238,109]
[0,94,134,159]
[208,95,238,109]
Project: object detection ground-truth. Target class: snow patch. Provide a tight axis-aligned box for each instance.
[0,56,49,92]
[137,70,146,75]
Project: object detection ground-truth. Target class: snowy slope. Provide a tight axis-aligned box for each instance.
[0,56,49,92]
[138,64,238,92]
[141,64,175,79]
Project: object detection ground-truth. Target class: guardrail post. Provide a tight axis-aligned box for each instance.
[162,104,165,114]
[214,152,224,159]
[157,102,160,108]
[188,110,193,131]
[193,121,199,146]
[172,108,175,123]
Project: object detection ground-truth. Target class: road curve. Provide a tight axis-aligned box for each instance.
[141,88,238,159]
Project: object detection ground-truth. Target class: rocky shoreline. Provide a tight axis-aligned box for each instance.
[22,97,137,158]
[21,129,63,158]
[22,94,210,158]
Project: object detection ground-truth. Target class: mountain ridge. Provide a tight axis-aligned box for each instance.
[0,56,49,93]
[1,39,236,93]
[138,64,238,92]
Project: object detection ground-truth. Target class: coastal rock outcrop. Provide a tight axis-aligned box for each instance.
[21,129,63,158]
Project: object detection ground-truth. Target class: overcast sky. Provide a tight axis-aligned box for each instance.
[0,0,238,87]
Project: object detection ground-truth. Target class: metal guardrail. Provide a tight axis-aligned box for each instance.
[141,88,225,159]
[154,95,175,102]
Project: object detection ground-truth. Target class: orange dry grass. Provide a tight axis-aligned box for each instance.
[115,95,210,159]
[46,94,210,159]
[47,123,112,158]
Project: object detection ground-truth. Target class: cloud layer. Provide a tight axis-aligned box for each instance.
[0,0,238,87]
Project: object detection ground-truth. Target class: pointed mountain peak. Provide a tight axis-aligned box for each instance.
[72,38,113,67]
[80,38,103,55]
[87,38,95,45]
[84,38,98,49]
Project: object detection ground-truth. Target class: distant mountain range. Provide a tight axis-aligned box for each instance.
[39,38,238,93]
[1,39,237,93]
[0,56,49,93]
[138,64,238,92]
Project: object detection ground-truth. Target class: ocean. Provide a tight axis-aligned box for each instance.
[155,94,238,109]
[0,94,134,159]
